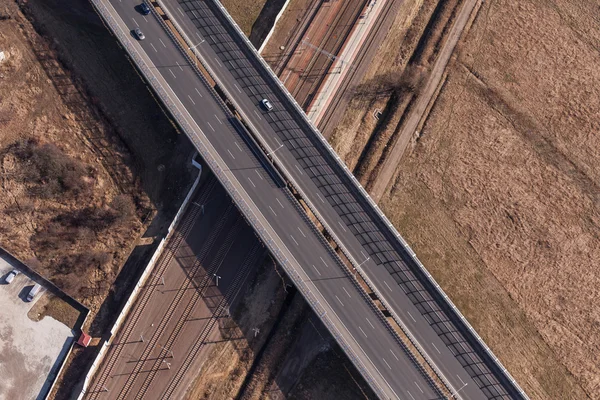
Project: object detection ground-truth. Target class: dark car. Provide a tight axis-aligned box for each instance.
[140,3,151,15]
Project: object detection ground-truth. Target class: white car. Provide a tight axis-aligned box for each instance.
[135,28,145,40]
[4,270,19,284]
[261,98,273,112]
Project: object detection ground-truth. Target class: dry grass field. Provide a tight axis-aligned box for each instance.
[0,1,144,310]
[219,0,268,36]
[379,0,600,398]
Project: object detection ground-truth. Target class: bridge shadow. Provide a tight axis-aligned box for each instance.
[127,165,381,399]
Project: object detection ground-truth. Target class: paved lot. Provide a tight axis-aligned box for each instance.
[0,254,74,400]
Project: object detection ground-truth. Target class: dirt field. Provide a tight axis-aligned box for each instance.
[0,0,144,310]
[0,0,197,397]
[378,0,600,398]
[220,0,268,36]
[220,0,288,47]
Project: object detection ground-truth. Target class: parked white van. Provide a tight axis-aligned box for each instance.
[4,270,19,284]
[26,283,41,302]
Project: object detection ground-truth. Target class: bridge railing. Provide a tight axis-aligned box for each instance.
[85,1,391,398]
[153,1,449,396]
[189,1,529,397]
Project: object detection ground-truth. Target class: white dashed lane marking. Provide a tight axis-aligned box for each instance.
[358,326,368,338]
[382,358,392,370]
[384,281,393,291]
[366,318,375,329]
[414,382,424,393]
[320,257,328,268]
[187,95,195,105]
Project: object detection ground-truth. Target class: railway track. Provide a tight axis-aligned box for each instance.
[116,202,238,399]
[271,0,325,75]
[294,0,369,108]
[159,241,264,399]
[274,0,368,109]
[133,216,247,399]
[84,176,218,400]
[317,0,398,135]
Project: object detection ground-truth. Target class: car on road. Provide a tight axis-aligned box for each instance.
[4,270,19,284]
[261,98,273,112]
[139,3,151,15]
[134,28,145,40]
[26,283,41,302]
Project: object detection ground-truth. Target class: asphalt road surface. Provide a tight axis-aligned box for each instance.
[152,1,525,399]
[89,1,444,398]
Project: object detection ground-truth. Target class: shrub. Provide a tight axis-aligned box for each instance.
[56,251,112,277]
[110,194,136,223]
[54,207,117,232]
[11,139,95,199]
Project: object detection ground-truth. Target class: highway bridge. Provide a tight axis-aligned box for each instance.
[88,0,528,398]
